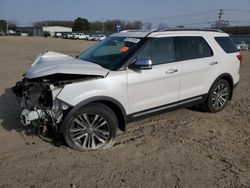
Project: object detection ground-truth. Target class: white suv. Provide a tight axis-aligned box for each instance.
[73,33,87,40]
[13,29,241,151]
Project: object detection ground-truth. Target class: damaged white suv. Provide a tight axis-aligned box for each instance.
[13,29,241,151]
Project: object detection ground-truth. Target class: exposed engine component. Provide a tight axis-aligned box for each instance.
[12,73,99,142]
[13,79,53,110]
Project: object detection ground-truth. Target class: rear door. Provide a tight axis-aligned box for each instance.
[175,36,216,100]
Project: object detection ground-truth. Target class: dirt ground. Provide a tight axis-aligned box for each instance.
[0,37,249,188]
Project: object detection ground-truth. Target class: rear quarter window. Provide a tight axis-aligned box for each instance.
[215,37,238,53]
[175,36,213,61]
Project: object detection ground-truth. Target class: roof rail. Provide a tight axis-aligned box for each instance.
[120,29,158,33]
[159,28,224,32]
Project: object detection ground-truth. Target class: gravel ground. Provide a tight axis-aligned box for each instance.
[0,37,249,188]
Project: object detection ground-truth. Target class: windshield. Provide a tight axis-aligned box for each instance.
[78,37,142,70]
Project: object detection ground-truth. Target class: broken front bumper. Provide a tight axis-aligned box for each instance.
[20,98,70,126]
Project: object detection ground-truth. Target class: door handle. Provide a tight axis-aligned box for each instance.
[166,69,178,74]
[209,61,218,65]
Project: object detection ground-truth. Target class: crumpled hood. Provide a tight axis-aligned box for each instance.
[25,51,110,79]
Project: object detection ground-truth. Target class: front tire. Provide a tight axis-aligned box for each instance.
[204,79,231,113]
[62,103,118,151]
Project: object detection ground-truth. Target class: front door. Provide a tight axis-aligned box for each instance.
[127,37,181,114]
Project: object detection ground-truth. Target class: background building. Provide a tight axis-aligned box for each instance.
[15,27,43,36]
[15,26,72,37]
[42,26,72,37]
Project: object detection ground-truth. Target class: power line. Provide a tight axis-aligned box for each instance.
[182,21,213,26]
[178,20,250,27]
[141,9,218,21]
[165,12,250,27]
[230,20,250,23]
[13,9,250,27]
[224,9,250,13]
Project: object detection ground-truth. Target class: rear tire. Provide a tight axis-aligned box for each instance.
[62,103,118,151]
[203,79,231,113]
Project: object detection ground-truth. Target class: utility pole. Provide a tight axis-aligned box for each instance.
[6,22,9,35]
[100,19,106,33]
[218,9,224,28]
[102,21,104,32]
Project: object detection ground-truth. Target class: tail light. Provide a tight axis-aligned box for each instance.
[237,54,242,63]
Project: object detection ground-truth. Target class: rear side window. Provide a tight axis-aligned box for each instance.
[215,37,238,53]
[175,37,213,61]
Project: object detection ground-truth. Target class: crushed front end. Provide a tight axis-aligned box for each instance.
[12,77,71,140]
[11,51,109,141]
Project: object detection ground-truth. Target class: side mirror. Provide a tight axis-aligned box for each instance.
[130,58,152,70]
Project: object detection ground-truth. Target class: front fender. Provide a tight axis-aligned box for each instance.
[56,71,128,113]
[59,96,128,132]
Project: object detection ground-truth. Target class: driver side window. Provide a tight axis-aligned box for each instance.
[137,37,175,65]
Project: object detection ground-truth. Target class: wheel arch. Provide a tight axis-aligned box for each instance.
[210,73,234,100]
[60,96,127,132]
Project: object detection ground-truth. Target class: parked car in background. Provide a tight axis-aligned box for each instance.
[73,33,87,40]
[55,32,62,38]
[91,35,107,41]
[97,35,106,41]
[71,33,78,39]
[86,35,95,41]
[92,35,100,41]
[65,33,73,39]
[84,35,90,40]
[62,33,68,39]
[236,41,249,51]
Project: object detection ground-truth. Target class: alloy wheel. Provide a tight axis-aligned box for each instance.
[211,83,229,110]
[70,113,110,150]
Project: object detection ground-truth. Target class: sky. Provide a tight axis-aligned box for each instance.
[0,0,250,27]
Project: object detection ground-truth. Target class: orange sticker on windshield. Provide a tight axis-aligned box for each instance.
[120,46,129,53]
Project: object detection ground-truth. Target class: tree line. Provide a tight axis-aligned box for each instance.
[33,17,144,32]
[221,26,250,35]
[1,17,250,35]
[0,20,18,32]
